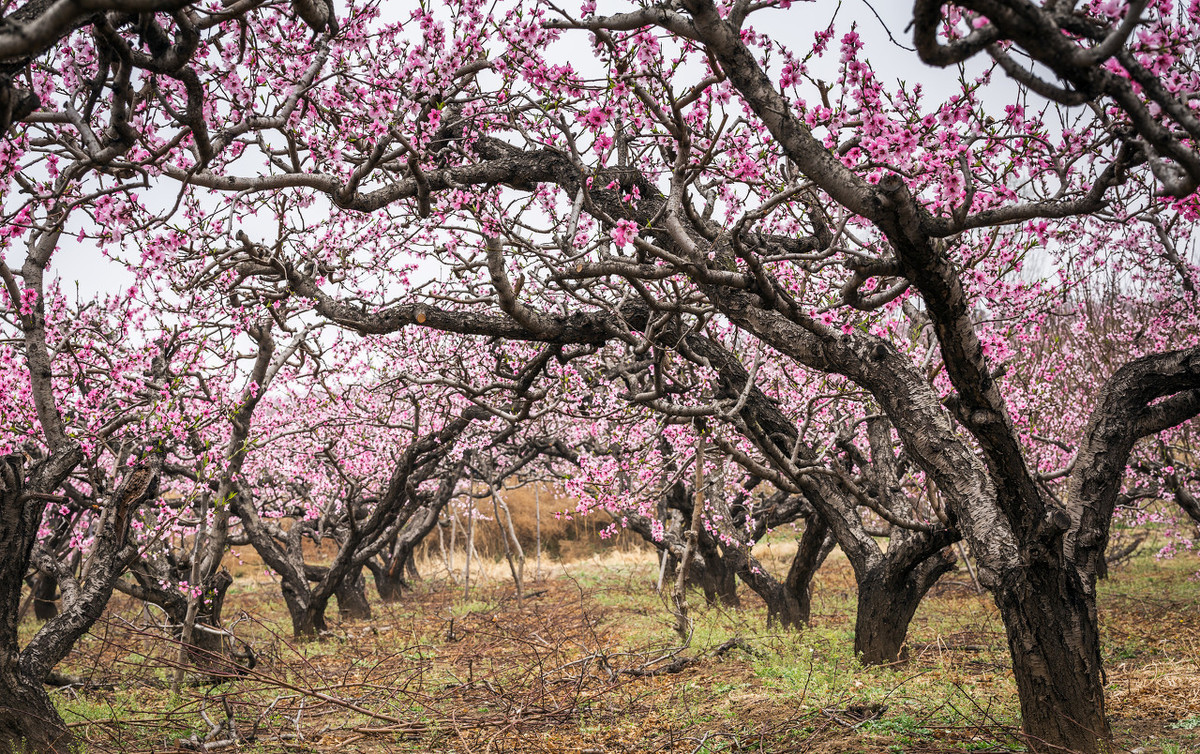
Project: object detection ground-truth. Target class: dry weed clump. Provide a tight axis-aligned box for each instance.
[1108,660,1200,718]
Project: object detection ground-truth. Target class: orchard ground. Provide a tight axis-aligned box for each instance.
[29,523,1199,754]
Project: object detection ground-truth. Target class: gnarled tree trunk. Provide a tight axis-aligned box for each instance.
[0,659,67,754]
[694,526,740,607]
[367,558,407,602]
[280,581,326,640]
[186,569,235,665]
[778,517,834,628]
[854,547,955,665]
[724,515,833,630]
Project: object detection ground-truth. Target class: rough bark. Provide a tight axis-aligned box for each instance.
[282,582,326,640]
[854,548,956,665]
[994,565,1111,753]
[694,527,740,607]
[1068,349,1200,594]
[367,476,465,604]
[405,550,420,583]
[366,558,407,603]
[0,661,66,754]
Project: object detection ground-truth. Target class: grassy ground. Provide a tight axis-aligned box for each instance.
[33,539,1200,753]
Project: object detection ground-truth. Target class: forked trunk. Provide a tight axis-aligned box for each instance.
[374,568,405,602]
[367,556,410,602]
[732,517,833,630]
[746,565,808,630]
[760,589,806,629]
[291,607,328,641]
[994,565,1110,754]
[854,549,955,665]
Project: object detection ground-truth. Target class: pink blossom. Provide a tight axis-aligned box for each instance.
[612,219,638,248]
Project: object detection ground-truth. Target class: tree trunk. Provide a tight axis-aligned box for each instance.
[672,431,709,639]
[404,550,420,583]
[188,569,234,665]
[727,517,833,630]
[778,519,834,628]
[279,580,324,640]
[30,572,58,621]
[366,558,406,602]
[174,569,236,667]
[0,661,68,754]
[127,564,234,667]
[463,507,475,600]
[0,455,72,753]
[729,551,804,630]
[854,549,955,665]
[335,566,372,620]
[695,529,739,607]
[994,565,1110,754]
[628,506,740,606]
[854,578,920,666]
[490,485,525,606]
[297,612,326,640]
[291,606,327,640]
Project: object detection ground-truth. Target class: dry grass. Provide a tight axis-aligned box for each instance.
[1108,659,1200,718]
[32,533,1200,753]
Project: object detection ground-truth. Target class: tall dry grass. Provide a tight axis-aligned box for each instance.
[226,483,655,582]
[418,483,651,564]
